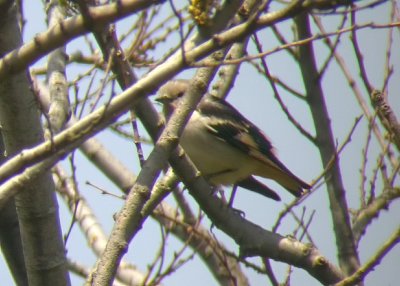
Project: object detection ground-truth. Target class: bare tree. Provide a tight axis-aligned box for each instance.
[0,0,398,285]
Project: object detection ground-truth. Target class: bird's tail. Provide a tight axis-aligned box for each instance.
[256,165,311,197]
[237,176,281,201]
[273,169,311,197]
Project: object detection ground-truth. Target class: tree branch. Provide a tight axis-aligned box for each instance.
[295,12,360,276]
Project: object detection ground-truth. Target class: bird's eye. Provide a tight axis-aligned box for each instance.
[176,91,184,98]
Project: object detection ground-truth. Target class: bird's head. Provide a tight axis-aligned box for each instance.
[156,80,190,117]
[156,80,189,103]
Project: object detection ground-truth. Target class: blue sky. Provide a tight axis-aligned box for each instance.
[1,1,398,285]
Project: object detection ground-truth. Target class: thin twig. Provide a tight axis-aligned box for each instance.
[335,227,400,286]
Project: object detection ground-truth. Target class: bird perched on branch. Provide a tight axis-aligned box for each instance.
[156,79,311,201]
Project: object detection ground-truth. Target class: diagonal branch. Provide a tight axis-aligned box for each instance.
[335,227,400,286]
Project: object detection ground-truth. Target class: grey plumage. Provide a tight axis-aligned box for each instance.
[156,80,311,200]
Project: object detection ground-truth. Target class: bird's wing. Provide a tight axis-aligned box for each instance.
[198,96,310,195]
[198,96,283,169]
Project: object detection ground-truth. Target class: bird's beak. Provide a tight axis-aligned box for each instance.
[155,93,170,104]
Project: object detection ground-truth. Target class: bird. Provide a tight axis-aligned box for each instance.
[156,79,311,201]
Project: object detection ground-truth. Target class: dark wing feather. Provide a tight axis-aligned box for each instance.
[198,96,284,170]
[198,96,310,194]
[198,96,273,152]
